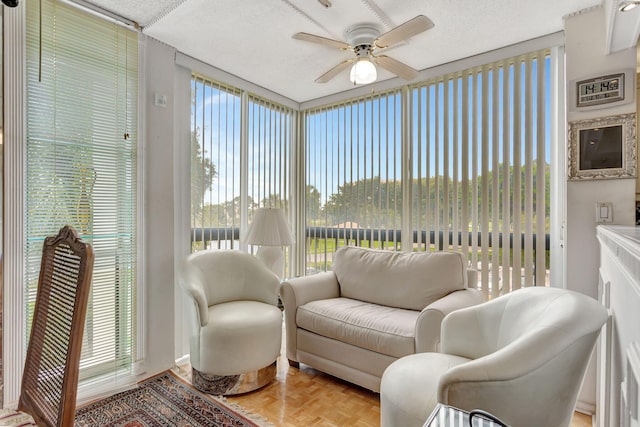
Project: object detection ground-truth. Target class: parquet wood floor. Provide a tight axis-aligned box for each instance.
[228,357,380,427]
[571,412,593,427]
[222,343,592,427]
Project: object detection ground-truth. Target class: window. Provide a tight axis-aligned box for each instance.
[304,91,403,272]
[411,51,551,298]
[189,48,555,296]
[247,95,293,214]
[190,75,295,276]
[190,76,242,250]
[25,0,138,382]
[304,49,553,296]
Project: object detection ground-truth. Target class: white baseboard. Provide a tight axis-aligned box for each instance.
[575,400,596,416]
[175,354,191,367]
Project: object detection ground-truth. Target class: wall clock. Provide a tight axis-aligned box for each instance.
[576,73,625,108]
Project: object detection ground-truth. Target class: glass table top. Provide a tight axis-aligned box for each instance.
[424,404,508,427]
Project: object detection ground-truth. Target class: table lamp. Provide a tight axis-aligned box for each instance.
[245,208,294,278]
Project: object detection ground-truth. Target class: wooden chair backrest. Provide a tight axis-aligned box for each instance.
[18,225,94,427]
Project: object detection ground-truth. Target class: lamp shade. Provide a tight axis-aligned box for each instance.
[246,208,294,246]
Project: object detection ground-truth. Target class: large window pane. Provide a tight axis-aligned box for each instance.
[190,77,294,277]
[303,50,552,295]
[411,51,551,298]
[304,91,403,272]
[190,76,241,251]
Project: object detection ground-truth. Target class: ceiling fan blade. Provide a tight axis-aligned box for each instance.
[315,59,354,83]
[374,15,434,49]
[373,55,419,81]
[293,32,350,50]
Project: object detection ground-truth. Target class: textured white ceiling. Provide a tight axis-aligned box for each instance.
[84,0,186,27]
[87,0,606,103]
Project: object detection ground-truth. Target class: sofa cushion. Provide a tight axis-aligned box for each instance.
[332,246,468,310]
[296,297,418,358]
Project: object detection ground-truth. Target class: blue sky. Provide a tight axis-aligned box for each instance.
[306,56,552,204]
[193,55,552,206]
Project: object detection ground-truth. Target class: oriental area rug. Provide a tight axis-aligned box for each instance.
[75,371,269,427]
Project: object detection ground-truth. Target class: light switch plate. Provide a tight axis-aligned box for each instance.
[154,92,167,108]
[596,202,613,223]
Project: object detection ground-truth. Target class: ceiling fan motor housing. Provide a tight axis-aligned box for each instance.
[344,24,380,50]
[353,44,373,58]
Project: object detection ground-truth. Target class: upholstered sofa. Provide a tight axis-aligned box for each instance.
[280,246,483,392]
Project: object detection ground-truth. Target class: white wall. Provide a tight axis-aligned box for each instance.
[142,36,180,376]
[137,4,639,410]
[564,5,637,414]
[565,6,637,298]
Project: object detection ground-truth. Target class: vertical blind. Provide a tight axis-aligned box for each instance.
[411,50,550,298]
[190,75,242,250]
[247,95,293,212]
[304,50,551,296]
[25,0,138,381]
[247,95,294,275]
[304,90,403,272]
[190,75,294,275]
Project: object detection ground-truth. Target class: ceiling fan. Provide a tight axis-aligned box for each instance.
[293,15,434,85]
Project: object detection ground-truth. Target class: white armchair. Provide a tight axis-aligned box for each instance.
[178,250,282,395]
[380,286,608,427]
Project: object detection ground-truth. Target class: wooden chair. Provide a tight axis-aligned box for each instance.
[0,225,94,427]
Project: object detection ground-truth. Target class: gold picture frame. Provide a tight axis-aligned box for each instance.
[568,112,637,180]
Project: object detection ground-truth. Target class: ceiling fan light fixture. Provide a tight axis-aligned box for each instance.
[619,1,640,11]
[350,58,377,85]
[295,15,432,84]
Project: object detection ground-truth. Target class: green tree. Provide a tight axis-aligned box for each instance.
[322,177,402,228]
[473,161,551,232]
[317,161,550,233]
[306,185,321,223]
[196,196,258,227]
[261,194,288,210]
[191,128,216,224]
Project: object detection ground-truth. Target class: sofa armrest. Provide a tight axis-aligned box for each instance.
[281,271,340,308]
[280,271,340,362]
[414,288,484,353]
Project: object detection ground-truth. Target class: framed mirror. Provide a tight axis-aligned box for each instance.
[568,113,637,180]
